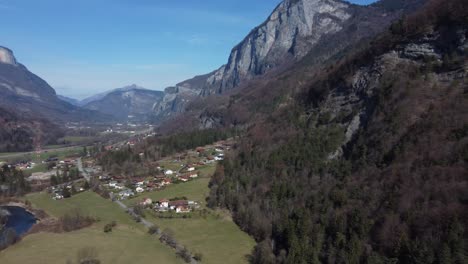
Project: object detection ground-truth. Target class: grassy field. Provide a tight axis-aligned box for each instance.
[0,226,182,264]
[25,191,139,229]
[125,164,255,264]
[125,178,211,207]
[60,136,92,143]
[0,191,182,264]
[148,213,255,264]
[0,146,83,163]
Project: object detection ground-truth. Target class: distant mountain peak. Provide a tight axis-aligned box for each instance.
[118,84,147,92]
[0,46,17,66]
[82,85,164,120]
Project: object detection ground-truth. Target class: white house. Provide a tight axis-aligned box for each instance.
[187,167,195,172]
[109,181,118,188]
[165,170,174,176]
[119,190,134,198]
[136,186,145,193]
[136,181,145,186]
[115,184,125,190]
[159,199,169,208]
[215,147,224,152]
[176,206,191,213]
[141,198,153,206]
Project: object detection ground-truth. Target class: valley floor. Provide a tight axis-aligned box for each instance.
[0,163,255,264]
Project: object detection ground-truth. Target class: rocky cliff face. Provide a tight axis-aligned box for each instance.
[154,0,425,121]
[0,47,17,66]
[207,0,352,94]
[318,27,467,159]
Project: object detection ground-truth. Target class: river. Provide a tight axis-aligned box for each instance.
[1,206,37,236]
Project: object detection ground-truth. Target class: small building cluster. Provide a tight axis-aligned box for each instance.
[146,198,200,213]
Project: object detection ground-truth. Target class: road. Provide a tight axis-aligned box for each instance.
[76,158,90,182]
[114,199,197,263]
[114,199,154,228]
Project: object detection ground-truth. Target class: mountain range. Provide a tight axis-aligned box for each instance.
[152,0,426,121]
[80,85,164,120]
[0,46,107,123]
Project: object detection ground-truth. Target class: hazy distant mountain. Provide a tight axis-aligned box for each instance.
[57,95,80,106]
[82,84,164,120]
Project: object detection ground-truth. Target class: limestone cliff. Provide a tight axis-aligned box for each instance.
[154,0,425,120]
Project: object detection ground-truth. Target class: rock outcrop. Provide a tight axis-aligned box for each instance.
[153,0,426,121]
[0,47,17,66]
[208,0,352,94]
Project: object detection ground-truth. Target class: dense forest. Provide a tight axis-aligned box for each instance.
[0,164,30,197]
[208,0,468,263]
[0,106,63,152]
[98,129,234,175]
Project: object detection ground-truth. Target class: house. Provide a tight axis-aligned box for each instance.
[159,199,169,208]
[108,181,118,188]
[136,186,145,193]
[187,167,195,172]
[169,200,188,210]
[189,173,198,178]
[140,198,153,206]
[114,184,125,190]
[161,178,172,186]
[176,206,191,213]
[215,147,224,152]
[119,189,134,198]
[165,170,174,176]
[53,194,64,200]
[179,176,190,182]
[135,180,145,186]
[214,156,224,161]
[196,147,205,153]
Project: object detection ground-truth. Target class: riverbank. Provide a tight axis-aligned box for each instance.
[0,198,54,236]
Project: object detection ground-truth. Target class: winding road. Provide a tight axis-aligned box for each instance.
[76,158,90,182]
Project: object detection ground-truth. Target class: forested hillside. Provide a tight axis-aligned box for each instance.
[207,0,468,263]
[0,106,63,152]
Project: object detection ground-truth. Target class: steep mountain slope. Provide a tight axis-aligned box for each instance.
[83,84,164,120]
[206,0,467,262]
[0,47,106,123]
[153,0,425,120]
[0,106,63,152]
[57,95,80,106]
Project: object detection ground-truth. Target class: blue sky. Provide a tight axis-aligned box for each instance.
[1,0,376,99]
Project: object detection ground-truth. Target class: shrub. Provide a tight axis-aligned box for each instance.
[193,252,203,261]
[176,247,192,263]
[148,225,160,235]
[103,223,113,233]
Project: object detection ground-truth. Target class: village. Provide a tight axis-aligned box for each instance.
[0,131,231,219]
[91,143,228,214]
